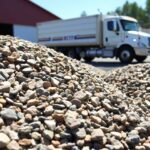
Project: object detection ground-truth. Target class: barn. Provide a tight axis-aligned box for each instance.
[0,0,60,42]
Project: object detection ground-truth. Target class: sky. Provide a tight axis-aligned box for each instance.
[31,0,146,19]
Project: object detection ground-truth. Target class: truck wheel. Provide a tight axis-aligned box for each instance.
[135,56,147,63]
[84,56,94,62]
[118,46,134,63]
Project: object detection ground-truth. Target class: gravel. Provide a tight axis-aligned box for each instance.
[0,35,149,149]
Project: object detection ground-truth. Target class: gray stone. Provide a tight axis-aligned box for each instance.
[22,67,33,74]
[126,134,140,145]
[27,59,37,65]
[44,120,56,131]
[75,128,86,139]
[1,108,18,120]
[18,126,33,135]
[51,77,60,87]
[25,90,36,99]
[0,69,9,80]
[43,130,54,140]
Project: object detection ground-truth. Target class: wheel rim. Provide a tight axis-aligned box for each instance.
[120,50,131,61]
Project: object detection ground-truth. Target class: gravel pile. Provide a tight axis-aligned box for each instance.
[104,64,150,107]
[0,35,149,150]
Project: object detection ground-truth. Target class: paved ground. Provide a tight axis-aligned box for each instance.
[83,56,150,71]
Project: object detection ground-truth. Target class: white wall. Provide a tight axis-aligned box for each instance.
[13,25,37,43]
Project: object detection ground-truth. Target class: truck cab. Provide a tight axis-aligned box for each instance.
[103,15,150,63]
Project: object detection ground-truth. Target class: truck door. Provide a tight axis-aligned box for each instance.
[103,19,122,47]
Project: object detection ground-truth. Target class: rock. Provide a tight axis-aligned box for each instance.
[43,130,54,140]
[111,131,122,140]
[71,99,81,108]
[18,138,32,146]
[0,69,9,80]
[81,110,88,117]
[31,132,41,141]
[0,81,11,93]
[51,140,60,148]
[64,76,72,81]
[22,67,33,74]
[25,90,36,99]
[44,120,56,131]
[0,132,10,148]
[126,134,140,145]
[27,98,39,106]
[90,116,101,124]
[143,143,150,149]
[75,128,86,139]
[7,130,19,140]
[1,108,18,120]
[51,77,60,87]
[91,129,105,140]
[91,96,100,107]
[82,146,90,150]
[43,81,51,89]
[7,140,20,150]
[18,126,33,135]
[74,90,89,101]
[0,117,4,127]
[64,110,81,129]
[44,105,54,115]
[111,139,124,150]
[135,145,146,150]
[76,139,84,147]
[85,134,91,142]
[59,143,75,149]
[52,113,64,123]
[27,59,37,65]
[25,113,32,122]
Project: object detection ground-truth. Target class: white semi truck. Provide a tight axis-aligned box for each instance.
[37,14,150,63]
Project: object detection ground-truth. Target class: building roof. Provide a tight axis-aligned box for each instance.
[0,0,60,26]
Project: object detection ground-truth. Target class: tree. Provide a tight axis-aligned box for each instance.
[114,0,150,28]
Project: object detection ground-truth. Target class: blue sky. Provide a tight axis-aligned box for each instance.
[31,0,146,19]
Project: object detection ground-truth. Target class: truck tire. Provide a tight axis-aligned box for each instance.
[135,55,147,63]
[118,46,134,63]
[84,56,94,62]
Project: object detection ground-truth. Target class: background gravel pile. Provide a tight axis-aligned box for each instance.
[0,35,149,150]
[104,64,150,111]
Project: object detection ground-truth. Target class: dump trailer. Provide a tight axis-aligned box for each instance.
[37,14,150,63]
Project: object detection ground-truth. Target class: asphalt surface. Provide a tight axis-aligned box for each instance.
[83,56,150,71]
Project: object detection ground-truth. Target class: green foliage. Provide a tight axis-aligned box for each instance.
[113,0,150,28]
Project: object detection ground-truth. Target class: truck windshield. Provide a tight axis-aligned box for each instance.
[120,19,139,31]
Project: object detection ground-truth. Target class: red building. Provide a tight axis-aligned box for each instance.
[0,0,60,42]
